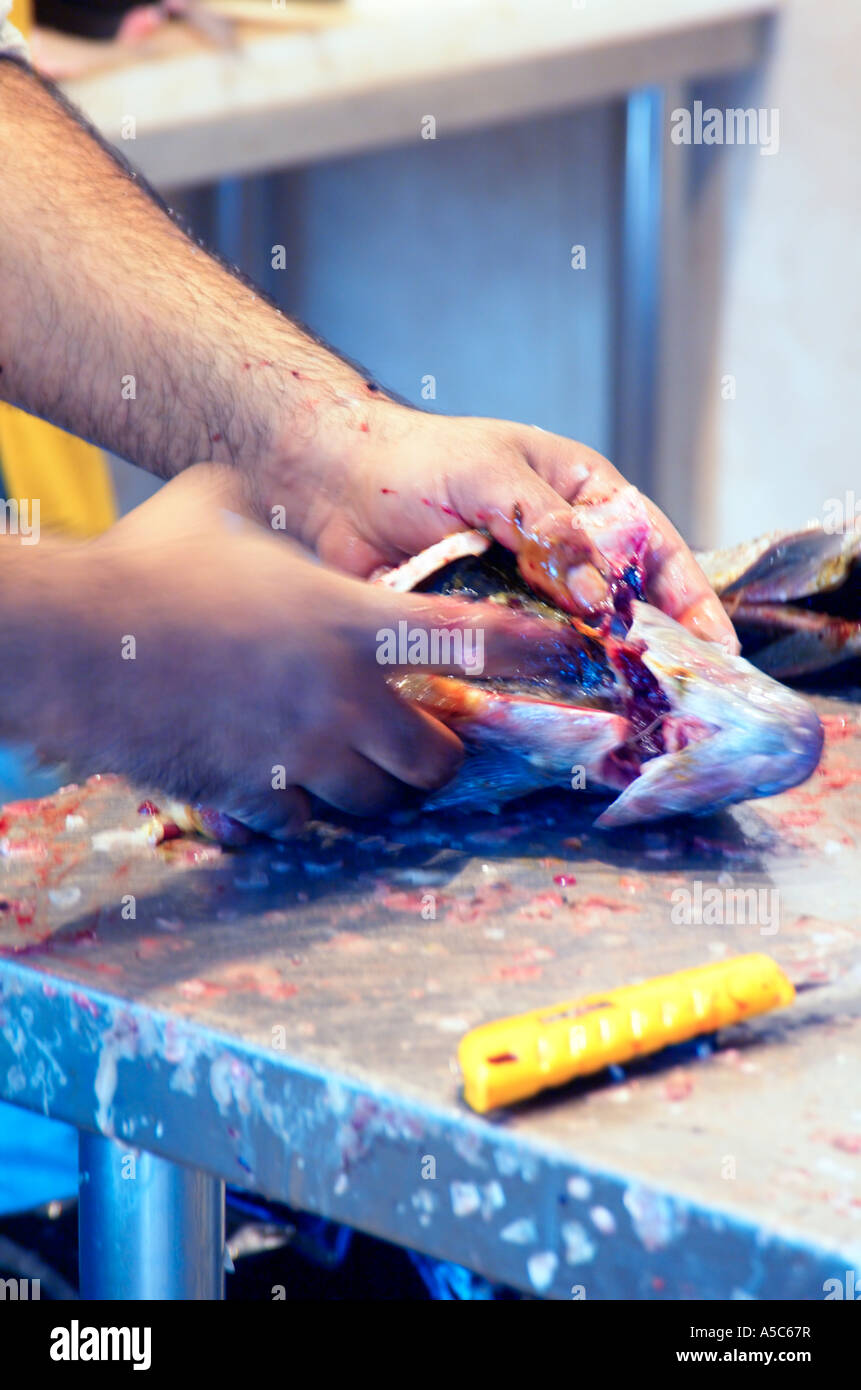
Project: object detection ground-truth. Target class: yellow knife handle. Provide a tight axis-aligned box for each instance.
[458,953,795,1113]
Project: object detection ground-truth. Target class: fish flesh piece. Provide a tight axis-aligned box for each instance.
[379,501,823,827]
[697,525,861,678]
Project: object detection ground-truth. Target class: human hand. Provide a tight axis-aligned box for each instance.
[44,464,575,835]
[255,399,738,652]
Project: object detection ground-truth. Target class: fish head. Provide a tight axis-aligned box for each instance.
[377,526,824,828]
[698,524,861,603]
[697,525,861,679]
[596,602,825,827]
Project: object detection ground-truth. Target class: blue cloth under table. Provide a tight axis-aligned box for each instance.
[0,745,76,1216]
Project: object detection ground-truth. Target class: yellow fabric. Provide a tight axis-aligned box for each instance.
[1,0,117,538]
[0,407,116,537]
[9,0,31,32]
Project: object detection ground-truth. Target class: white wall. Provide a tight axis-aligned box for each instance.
[275,106,624,466]
[695,0,860,546]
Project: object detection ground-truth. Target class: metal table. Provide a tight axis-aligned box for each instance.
[1,693,859,1299]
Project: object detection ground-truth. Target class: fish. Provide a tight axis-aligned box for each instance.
[697,525,861,679]
[159,496,825,840]
[376,494,824,827]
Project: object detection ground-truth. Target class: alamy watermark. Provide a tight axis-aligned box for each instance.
[0,497,40,545]
[823,1271,861,1299]
[50,1321,151,1370]
[670,879,779,936]
[809,490,861,535]
[671,101,779,156]
[376,621,485,676]
[0,1277,40,1299]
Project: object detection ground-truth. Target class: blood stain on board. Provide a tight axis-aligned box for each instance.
[663,1072,694,1102]
[777,809,822,830]
[180,979,229,1001]
[816,768,854,791]
[820,714,856,742]
[135,937,188,962]
[578,895,637,914]
[493,963,543,983]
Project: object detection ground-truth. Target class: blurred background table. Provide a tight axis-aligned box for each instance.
[48,1,776,187]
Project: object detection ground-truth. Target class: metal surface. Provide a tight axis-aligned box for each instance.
[78,1133,225,1300]
[0,692,858,1299]
[615,86,664,492]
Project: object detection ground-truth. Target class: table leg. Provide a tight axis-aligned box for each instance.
[78,1131,225,1300]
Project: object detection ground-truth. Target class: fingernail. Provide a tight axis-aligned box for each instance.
[566,563,610,613]
[687,607,740,655]
[687,617,739,653]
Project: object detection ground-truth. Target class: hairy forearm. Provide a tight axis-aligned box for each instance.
[0,58,370,491]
